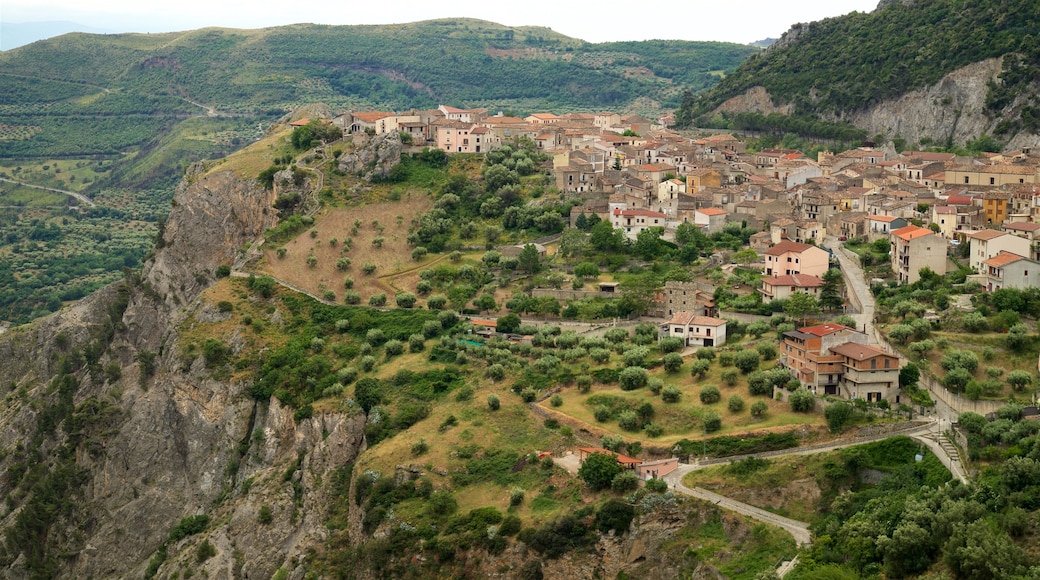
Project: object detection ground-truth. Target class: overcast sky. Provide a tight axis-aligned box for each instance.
[3,0,881,44]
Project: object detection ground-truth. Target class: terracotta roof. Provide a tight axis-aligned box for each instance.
[764,240,815,256]
[577,447,641,466]
[614,208,667,218]
[983,251,1027,268]
[891,225,935,241]
[868,215,898,223]
[471,319,497,327]
[798,323,853,337]
[763,274,824,288]
[697,208,727,216]
[1004,222,1040,232]
[933,206,956,214]
[946,195,974,205]
[828,341,895,361]
[967,229,1009,241]
[666,312,727,326]
[440,105,469,114]
[352,111,396,123]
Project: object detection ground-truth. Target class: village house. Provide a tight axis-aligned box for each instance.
[977,251,1040,291]
[759,274,824,303]
[663,312,728,347]
[610,207,667,240]
[661,280,717,317]
[827,342,902,404]
[763,240,830,278]
[966,229,1033,273]
[946,163,1038,188]
[866,215,908,241]
[1001,222,1040,261]
[780,323,867,396]
[694,207,727,234]
[891,225,947,284]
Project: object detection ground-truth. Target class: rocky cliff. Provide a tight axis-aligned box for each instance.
[0,165,370,579]
[712,57,1040,150]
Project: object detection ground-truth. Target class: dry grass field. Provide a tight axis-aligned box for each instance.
[260,195,439,303]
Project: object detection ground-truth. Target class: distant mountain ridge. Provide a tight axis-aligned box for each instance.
[0,19,758,188]
[678,0,1040,148]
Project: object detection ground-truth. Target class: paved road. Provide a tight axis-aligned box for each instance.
[0,176,96,207]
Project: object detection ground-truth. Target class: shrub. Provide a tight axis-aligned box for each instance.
[384,339,404,358]
[412,247,428,261]
[336,257,351,271]
[622,346,650,367]
[733,350,760,373]
[941,350,979,374]
[611,471,639,493]
[510,488,525,506]
[576,376,593,393]
[487,364,506,381]
[696,347,716,360]
[718,351,734,367]
[362,263,376,275]
[646,478,668,493]
[756,343,777,360]
[412,438,430,456]
[369,293,387,307]
[619,366,649,391]
[601,434,623,451]
[408,334,425,353]
[427,294,447,310]
[659,337,685,353]
[520,389,537,403]
[727,395,745,413]
[618,411,640,431]
[550,394,563,407]
[699,385,721,404]
[366,328,386,346]
[594,406,612,422]
[644,422,664,437]
[662,352,684,373]
[689,359,710,379]
[750,400,769,418]
[661,385,682,403]
[648,377,664,395]
[487,394,501,411]
[395,292,417,308]
[343,290,361,304]
[702,410,722,433]
[258,505,273,524]
[825,402,854,432]
[1007,370,1032,391]
[789,387,815,412]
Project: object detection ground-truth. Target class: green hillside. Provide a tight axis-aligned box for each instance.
[678,0,1040,134]
[0,20,756,188]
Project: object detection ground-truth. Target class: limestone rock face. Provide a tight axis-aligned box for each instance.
[338,132,403,180]
[712,58,1040,150]
[0,166,367,579]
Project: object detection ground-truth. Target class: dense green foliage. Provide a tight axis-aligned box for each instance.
[678,0,1040,139]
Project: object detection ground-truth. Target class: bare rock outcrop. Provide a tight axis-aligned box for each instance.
[338,131,404,181]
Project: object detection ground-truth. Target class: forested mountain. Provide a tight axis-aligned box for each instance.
[0,19,756,187]
[676,0,1040,147]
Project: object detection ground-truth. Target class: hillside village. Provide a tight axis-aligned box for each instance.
[317,105,1040,405]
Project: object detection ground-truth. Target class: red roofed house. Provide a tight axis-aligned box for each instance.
[610,207,667,240]
[827,342,902,403]
[664,312,728,347]
[966,229,1031,273]
[781,323,866,396]
[760,274,824,303]
[1002,221,1040,261]
[891,225,947,284]
[694,207,728,234]
[779,323,903,403]
[980,251,1040,291]
[763,240,830,278]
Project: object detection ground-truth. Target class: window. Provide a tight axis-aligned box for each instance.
[964,176,969,184]
[990,177,995,185]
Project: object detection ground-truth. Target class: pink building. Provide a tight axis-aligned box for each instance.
[763,240,830,278]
